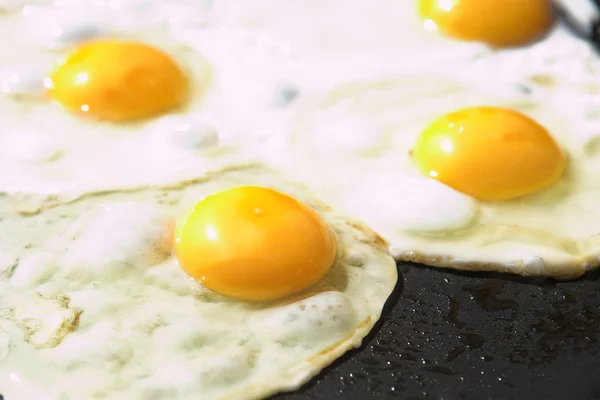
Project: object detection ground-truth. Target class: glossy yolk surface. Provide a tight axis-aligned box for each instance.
[174,186,336,301]
[417,0,554,47]
[412,106,566,201]
[47,40,188,122]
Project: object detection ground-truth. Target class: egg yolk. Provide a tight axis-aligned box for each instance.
[412,106,566,201]
[417,0,554,47]
[46,40,188,122]
[174,186,336,301]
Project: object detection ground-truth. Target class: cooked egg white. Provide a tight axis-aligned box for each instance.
[0,166,397,400]
[270,72,600,279]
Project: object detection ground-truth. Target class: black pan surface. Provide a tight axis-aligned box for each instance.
[275,264,600,400]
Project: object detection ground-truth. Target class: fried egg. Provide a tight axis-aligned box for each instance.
[0,1,296,208]
[0,166,397,399]
[270,72,600,279]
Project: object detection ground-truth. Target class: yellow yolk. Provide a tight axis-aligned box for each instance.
[174,186,336,301]
[46,40,188,122]
[412,106,566,201]
[417,0,554,47]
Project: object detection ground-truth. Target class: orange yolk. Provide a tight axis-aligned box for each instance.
[174,186,336,302]
[46,40,188,122]
[412,106,566,201]
[417,0,554,47]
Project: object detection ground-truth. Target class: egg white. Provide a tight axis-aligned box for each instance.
[0,166,397,400]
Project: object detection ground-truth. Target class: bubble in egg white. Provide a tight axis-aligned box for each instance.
[313,113,385,154]
[272,84,300,108]
[522,256,546,275]
[0,133,61,163]
[346,248,365,266]
[346,175,478,234]
[0,66,47,97]
[153,115,220,151]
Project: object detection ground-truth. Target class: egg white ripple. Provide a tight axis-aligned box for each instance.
[0,1,298,207]
[268,71,600,278]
